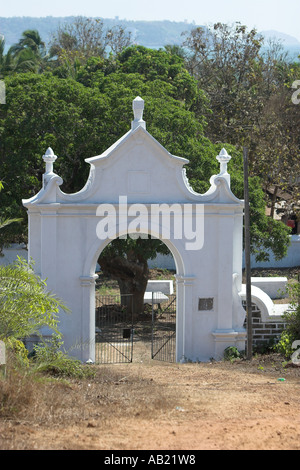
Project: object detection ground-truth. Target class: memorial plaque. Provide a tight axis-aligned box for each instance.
[198,298,214,311]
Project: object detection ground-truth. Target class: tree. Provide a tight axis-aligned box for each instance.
[0,181,22,236]
[250,89,300,216]
[10,30,46,57]
[99,236,170,319]
[0,48,291,279]
[49,16,133,75]
[181,23,292,144]
[182,23,264,140]
[116,45,203,108]
[105,26,133,56]
[182,22,300,226]
[10,30,49,73]
[0,38,14,77]
[0,72,111,245]
[49,17,107,60]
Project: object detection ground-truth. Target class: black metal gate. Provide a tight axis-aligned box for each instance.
[95,292,176,364]
[95,294,134,364]
[151,292,176,363]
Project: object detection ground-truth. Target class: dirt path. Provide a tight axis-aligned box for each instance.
[1,347,299,451]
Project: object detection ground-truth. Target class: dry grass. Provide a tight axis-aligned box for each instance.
[0,352,299,450]
[1,267,299,449]
[0,357,175,428]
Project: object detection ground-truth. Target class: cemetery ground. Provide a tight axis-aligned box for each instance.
[0,268,299,451]
[0,351,299,450]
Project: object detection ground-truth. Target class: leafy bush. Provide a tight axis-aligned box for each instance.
[276,280,300,359]
[32,334,95,379]
[0,258,94,379]
[223,346,241,361]
[5,337,30,367]
[0,257,68,342]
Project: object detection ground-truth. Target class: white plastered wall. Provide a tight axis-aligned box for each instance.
[23,97,246,362]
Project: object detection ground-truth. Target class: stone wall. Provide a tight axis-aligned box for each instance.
[242,301,286,351]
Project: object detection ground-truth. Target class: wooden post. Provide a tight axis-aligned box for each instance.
[243,147,252,360]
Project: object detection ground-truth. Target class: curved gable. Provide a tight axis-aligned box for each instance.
[23,97,243,207]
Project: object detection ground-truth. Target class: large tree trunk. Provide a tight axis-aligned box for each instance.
[98,250,149,321]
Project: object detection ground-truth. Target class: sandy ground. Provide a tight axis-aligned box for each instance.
[0,340,299,452]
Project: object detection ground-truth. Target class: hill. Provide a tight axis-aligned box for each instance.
[0,17,299,59]
[0,16,197,49]
[261,30,300,46]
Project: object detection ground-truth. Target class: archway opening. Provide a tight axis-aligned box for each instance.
[92,233,180,364]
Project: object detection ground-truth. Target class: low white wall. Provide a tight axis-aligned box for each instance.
[246,235,300,269]
[146,280,174,294]
[2,236,300,271]
[149,235,300,270]
[251,277,287,299]
[148,252,176,270]
[0,244,28,265]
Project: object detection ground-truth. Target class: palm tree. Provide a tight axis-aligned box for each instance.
[10,29,46,57]
[12,47,41,73]
[0,38,14,77]
[10,30,49,72]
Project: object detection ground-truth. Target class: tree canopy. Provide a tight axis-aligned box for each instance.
[0,20,296,269]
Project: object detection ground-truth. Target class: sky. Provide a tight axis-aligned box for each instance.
[1,0,300,41]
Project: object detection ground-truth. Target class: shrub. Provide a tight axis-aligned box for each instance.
[0,257,68,343]
[32,334,95,379]
[0,258,94,379]
[276,279,300,359]
[224,346,241,361]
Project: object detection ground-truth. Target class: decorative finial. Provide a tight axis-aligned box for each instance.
[217,148,231,174]
[216,148,231,185]
[42,147,58,185]
[131,96,146,130]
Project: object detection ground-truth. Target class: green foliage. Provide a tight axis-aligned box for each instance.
[0,30,49,77]
[276,329,295,359]
[276,280,300,359]
[188,142,291,262]
[230,168,291,262]
[117,45,199,105]
[6,337,30,367]
[101,235,170,261]
[0,40,292,262]
[183,23,300,212]
[224,346,242,361]
[0,257,68,341]
[0,259,93,378]
[32,334,95,378]
[0,72,110,243]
